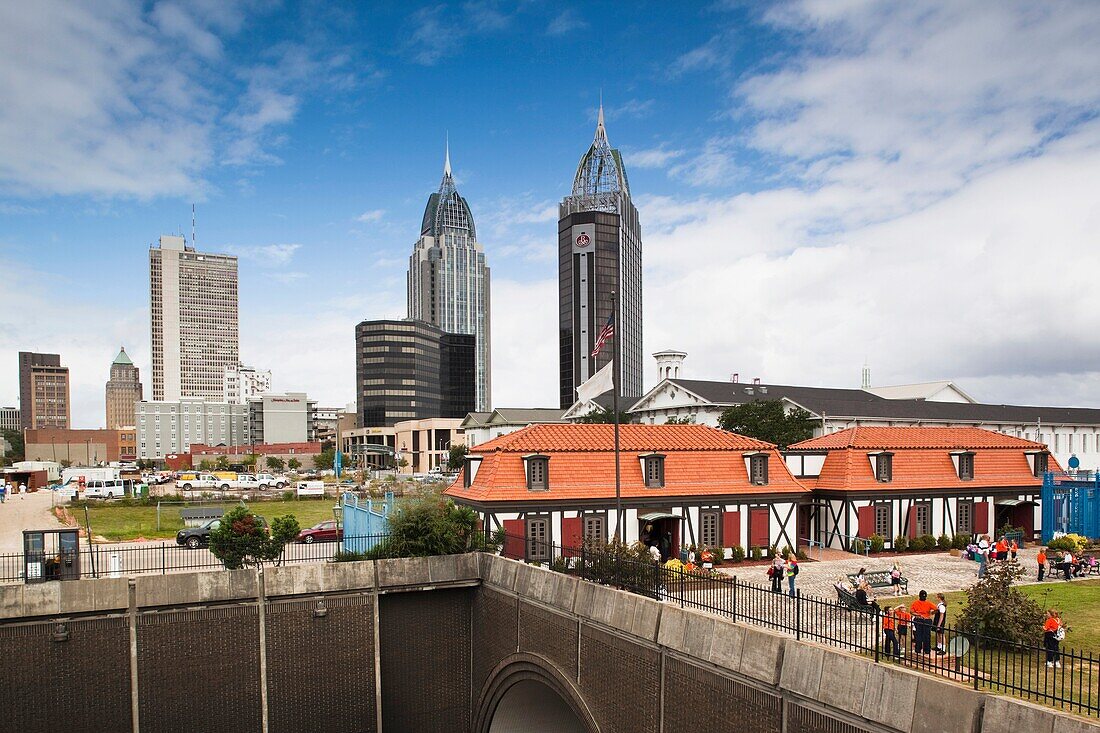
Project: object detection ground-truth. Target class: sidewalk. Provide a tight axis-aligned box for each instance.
[0,490,67,553]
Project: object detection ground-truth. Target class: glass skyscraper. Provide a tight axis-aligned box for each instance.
[558,106,643,408]
[408,146,491,411]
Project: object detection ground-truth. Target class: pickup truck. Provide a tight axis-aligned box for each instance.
[234,473,289,491]
[176,473,233,491]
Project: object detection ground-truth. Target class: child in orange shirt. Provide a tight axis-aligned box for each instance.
[1037,548,1048,581]
[894,606,911,656]
[1043,609,1064,668]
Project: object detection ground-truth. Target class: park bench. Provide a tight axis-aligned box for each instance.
[847,570,908,595]
[835,586,877,618]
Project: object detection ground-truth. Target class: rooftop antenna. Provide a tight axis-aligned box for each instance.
[191,203,196,249]
[444,132,451,177]
[861,360,871,390]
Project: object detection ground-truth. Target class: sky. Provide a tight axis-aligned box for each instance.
[2,1,1100,428]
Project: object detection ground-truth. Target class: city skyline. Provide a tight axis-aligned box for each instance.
[3,3,1100,427]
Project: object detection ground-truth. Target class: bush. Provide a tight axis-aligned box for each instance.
[780,544,793,560]
[768,543,778,558]
[363,495,481,559]
[796,548,808,561]
[208,506,300,570]
[281,490,295,501]
[913,534,936,551]
[333,549,369,562]
[937,534,952,551]
[893,535,908,552]
[730,545,746,562]
[957,561,1044,647]
[1047,534,1088,553]
[749,546,762,560]
[865,534,884,553]
[953,534,971,550]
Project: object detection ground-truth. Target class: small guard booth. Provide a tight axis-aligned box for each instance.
[23,528,81,583]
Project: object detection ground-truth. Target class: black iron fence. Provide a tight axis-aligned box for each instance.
[547,538,1098,718]
[0,534,393,583]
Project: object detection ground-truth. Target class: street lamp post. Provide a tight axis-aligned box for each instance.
[332,501,343,553]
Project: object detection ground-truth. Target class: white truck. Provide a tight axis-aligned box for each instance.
[233,473,289,491]
[177,474,233,491]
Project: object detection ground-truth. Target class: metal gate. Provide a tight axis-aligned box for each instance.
[1041,471,1100,541]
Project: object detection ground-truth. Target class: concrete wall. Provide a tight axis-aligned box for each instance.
[0,555,1096,733]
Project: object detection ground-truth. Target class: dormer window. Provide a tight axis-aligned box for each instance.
[463,455,483,488]
[749,454,769,486]
[957,452,975,481]
[524,454,549,491]
[1033,451,1048,478]
[874,452,893,482]
[640,453,665,488]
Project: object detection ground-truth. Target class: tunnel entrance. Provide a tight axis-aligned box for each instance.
[488,679,586,733]
[475,655,598,733]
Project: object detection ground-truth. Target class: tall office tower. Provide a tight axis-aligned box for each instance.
[407,145,491,411]
[105,346,143,429]
[149,235,239,402]
[18,352,70,429]
[558,105,643,408]
[354,319,475,427]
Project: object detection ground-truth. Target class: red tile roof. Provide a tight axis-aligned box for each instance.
[445,423,807,504]
[790,426,1047,451]
[793,427,1058,492]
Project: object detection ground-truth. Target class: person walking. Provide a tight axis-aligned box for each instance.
[1010,539,1019,562]
[1037,548,1047,581]
[770,555,784,593]
[1043,609,1065,668]
[933,593,948,655]
[0,481,6,504]
[785,554,799,597]
[976,542,988,579]
[883,606,900,659]
[894,605,911,658]
[18,482,26,499]
[910,591,937,656]
[890,560,903,597]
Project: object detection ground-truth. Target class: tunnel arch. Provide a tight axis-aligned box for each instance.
[473,654,600,733]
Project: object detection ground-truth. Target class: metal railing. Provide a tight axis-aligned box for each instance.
[533,538,1098,718]
[0,534,394,583]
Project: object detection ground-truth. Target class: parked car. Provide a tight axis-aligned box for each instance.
[176,515,268,549]
[296,520,343,544]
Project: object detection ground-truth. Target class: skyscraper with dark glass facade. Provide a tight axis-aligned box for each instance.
[354,319,475,428]
[558,105,643,408]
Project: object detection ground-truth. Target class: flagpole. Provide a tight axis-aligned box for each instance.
[611,291,621,542]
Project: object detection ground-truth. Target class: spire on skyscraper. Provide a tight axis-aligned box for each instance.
[571,99,629,201]
[444,133,452,177]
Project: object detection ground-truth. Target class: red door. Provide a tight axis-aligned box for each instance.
[974,502,990,534]
[749,507,769,549]
[561,516,582,557]
[502,519,526,560]
[722,511,741,548]
[857,506,876,539]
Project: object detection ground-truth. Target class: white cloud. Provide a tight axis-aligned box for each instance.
[625,146,684,169]
[547,9,587,36]
[226,243,301,266]
[355,209,386,223]
[405,3,513,65]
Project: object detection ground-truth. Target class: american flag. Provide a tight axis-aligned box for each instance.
[591,311,615,358]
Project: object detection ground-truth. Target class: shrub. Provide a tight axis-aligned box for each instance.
[333,549,369,562]
[768,543,778,558]
[781,544,793,560]
[953,534,971,550]
[796,548,808,561]
[749,546,762,560]
[363,495,480,559]
[281,490,295,501]
[937,534,952,551]
[914,534,936,551]
[1047,534,1088,553]
[208,506,300,570]
[730,545,746,562]
[893,535,908,552]
[957,561,1044,647]
[868,534,886,553]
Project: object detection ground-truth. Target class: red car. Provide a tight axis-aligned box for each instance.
[297,520,343,544]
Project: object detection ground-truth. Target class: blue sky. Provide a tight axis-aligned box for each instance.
[3,1,1100,428]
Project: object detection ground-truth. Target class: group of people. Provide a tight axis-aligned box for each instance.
[970,534,1018,577]
[1037,547,1096,581]
[0,481,26,503]
[767,553,800,596]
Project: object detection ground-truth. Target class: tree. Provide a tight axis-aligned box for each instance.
[287,458,301,471]
[717,400,815,447]
[242,454,258,469]
[956,561,1045,646]
[574,408,634,424]
[207,506,300,569]
[199,459,215,471]
[59,459,73,469]
[366,496,480,558]
[214,455,230,470]
[665,415,695,425]
[2,429,24,462]
[313,449,335,471]
[266,456,285,472]
[447,444,468,471]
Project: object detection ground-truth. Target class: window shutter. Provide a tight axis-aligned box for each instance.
[857,506,876,538]
[721,511,741,548]
[908,508,919,539]
[562,516,582,558]
[502,519,526,560]
[974,502,989,533]
[749,507,770,548]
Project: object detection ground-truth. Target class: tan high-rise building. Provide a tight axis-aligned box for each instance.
[18,351,70,430]
[149,235,239,402]
[105,346,142,429]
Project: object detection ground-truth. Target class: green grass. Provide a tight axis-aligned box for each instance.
[82,498,341,541]
[891,579,1100,654]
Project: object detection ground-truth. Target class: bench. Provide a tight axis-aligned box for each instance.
[835,587,877,617]
[847,570,908,595]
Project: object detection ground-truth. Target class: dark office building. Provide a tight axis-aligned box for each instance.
[558,105,643,408]
[18,352,70,430]
[354,319,475,427]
